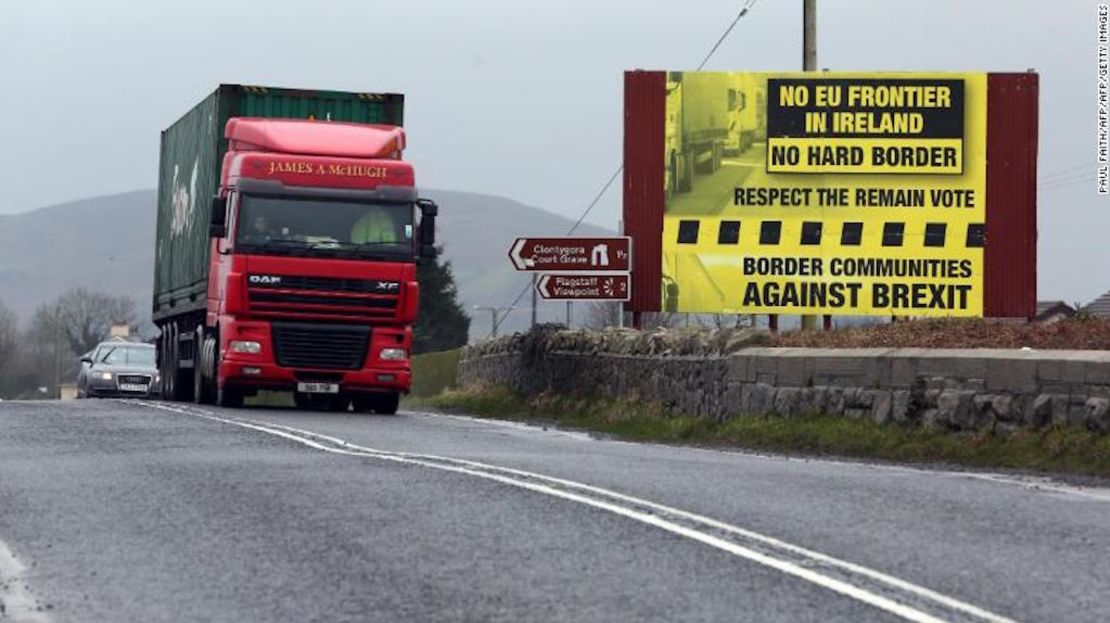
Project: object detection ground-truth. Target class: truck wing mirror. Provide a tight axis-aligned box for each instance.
[416,199,438,256]
[209,196,228,238]
[417,198,438,218]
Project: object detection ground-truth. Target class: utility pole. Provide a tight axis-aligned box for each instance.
[52,310,61,399]
[803,0,816,71]
[474,305,514,338]
[800,0,819,332]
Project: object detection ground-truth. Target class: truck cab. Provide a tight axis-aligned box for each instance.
[159,116,436,413]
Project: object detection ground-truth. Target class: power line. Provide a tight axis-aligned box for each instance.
[697,0,760,71]
[487,2,760,338]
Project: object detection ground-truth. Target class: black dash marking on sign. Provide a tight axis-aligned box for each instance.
[966,223,985,248]
[882,222,905,247]
[841,222,863,246]
[800,221,822,245]
[924,223,947,247]
[760,221,782,245]
[678,220,700,244]
[718,221,741,245]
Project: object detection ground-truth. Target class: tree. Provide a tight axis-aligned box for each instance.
[51,288,136,356]
[0,301,18,395]
[414,248,470,354]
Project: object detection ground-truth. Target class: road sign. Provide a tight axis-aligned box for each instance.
[509,237,632,272]
[537,274,631,301]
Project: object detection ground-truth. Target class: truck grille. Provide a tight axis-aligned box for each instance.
[250,274,400,294]
[248,274,400,318]
[271,322,370,370]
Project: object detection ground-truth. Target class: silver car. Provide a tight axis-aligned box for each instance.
[78,342,159,398]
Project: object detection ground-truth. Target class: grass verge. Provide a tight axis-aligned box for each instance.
[409,386,1110,480]
[409,349,462,399]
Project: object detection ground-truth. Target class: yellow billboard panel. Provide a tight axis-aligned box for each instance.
[662,71,986,316]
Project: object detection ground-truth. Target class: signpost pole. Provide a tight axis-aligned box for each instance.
[530,274,538,328]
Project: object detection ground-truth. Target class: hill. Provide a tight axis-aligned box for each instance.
[0,189,611,339]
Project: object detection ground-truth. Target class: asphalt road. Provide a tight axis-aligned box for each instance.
[1,399,1108,622]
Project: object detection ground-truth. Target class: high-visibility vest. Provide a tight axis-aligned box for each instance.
[351,211,398,244]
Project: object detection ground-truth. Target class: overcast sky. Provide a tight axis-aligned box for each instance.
[0,0,1104,302]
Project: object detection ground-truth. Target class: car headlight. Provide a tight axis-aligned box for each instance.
[98,372,113,381]
[229,340,262,354]
[380,347,407,361]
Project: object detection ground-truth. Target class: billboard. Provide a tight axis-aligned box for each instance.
[659,71,988,316]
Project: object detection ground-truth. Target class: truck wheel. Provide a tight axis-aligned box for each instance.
[167,322,194,402]
[328,395,352,413]
[358,392,400,415]
[293,392,311,410]
[162,326,178,400]
[678,153,694,192]
[193,329,215,405]
[377,392,400,415]
[216,383,243,409]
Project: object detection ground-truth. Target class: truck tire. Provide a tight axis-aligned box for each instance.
[175,323,195,403]
[293,392,312,410]
[216,383,243,408]
[328,395,352,413]
[667,152,678,197]
[354,392,400,415]
[678,153,694,192]
[162,326,177,400]
[193,328,216,405]
[375,392,400,415]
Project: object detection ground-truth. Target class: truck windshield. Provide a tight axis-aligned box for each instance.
[236,195,414,259]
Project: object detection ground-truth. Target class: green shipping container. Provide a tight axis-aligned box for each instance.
[152,84,404,321]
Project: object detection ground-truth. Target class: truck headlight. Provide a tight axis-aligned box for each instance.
[98,372,113,381]
[379,347,407,361]
[229,340,262,354]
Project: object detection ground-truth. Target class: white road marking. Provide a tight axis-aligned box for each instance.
[133,400,1017,623]
[0,538,48,623]
[407,410,1110,503]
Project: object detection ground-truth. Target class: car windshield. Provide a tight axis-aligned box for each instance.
[97,346,155,366]
[236,195,414,259]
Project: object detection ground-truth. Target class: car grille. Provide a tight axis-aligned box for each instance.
[117,375,152,385]
[271,322,370,370]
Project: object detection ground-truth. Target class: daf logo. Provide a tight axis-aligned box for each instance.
[377,281,400,290]
[249,275,282,285]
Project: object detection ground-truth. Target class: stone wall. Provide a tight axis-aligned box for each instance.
[458,331,1110,432]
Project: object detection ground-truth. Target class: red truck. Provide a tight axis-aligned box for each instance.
[153,85,435,413]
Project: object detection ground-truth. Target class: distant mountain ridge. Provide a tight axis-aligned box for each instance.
[0,189,611,339]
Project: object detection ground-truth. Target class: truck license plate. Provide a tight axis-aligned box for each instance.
[297,382,339,394]
[119,383,148,393]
